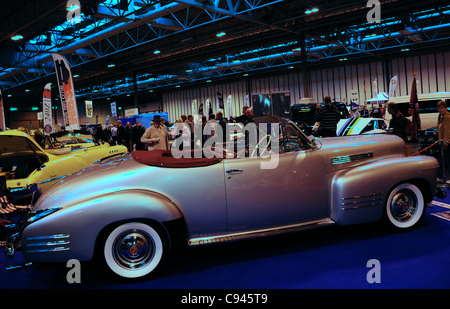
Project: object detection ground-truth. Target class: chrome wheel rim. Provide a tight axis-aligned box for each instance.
[112,229,155,271]
[389,189,418,223]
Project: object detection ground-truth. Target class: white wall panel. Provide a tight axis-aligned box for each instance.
[163,51,450,121]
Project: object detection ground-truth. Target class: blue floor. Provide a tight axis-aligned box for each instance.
[1,189,450,290]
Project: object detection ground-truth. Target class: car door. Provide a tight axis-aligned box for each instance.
[223,123,328,234]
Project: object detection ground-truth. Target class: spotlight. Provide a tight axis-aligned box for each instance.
[305,4,319,14]
[11,34,23,40]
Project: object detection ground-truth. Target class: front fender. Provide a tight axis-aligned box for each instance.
[329,155,438,225]
[21,189,183,263]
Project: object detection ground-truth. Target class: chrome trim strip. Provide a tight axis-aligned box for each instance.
[331,152,373,165]
[341,192,384,200]
[38,175,68,185]
[340,202,384,211]
[188,218,335,246]
[341,197,384,205]
[27,247,70,254]
[26,240,70,247]
[27,234,69,241]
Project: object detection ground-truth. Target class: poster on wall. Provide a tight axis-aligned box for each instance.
[0,90,6,131]
[85,100,93,118]
[244,95,249,107]
[51,53,80,130]
[43,83,53,135]
[351,89,359,106]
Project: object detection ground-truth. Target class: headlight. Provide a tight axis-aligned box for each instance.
[418,137,425,143]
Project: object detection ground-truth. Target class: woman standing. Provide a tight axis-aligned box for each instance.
[436,100,450,182]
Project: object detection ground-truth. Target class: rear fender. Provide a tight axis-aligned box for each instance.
[21,189,183,263]
[329,156,438,225]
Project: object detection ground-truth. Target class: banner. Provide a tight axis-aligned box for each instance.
[0,90,5,131]
[227,95,232,120]
[43,83,53,135]
[205,98,210,120]
[373,78,378,99]
[51,53,79,130]
[389,75,397,98]
[217,92,224,109]
[244,95,249,107]
[192,99,197,116]
[106,115,110,126]
[111,102,117,117]
[351,89,359,105]
[85,100,93,118]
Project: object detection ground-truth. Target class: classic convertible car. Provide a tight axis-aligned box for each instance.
[0,130,128,194]
[5,116,443,279]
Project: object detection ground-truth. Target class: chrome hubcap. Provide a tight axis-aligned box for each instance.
[390,189,417,222]
[113,229,155,270]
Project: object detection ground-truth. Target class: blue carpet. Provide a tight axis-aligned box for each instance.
[1,190,450,290]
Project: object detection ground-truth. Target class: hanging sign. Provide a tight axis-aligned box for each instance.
[43,83,53,135]
[51,53,80,130]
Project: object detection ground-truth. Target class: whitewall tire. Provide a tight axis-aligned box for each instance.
[385,183,425,229]
[103,222,165,279]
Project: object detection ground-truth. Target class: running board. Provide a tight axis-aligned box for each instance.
[188,218,335,246]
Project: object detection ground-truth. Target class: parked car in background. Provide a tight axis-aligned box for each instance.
[418,126,440,157]
[5,116,443,280]
[337,117,389,136]
[0,130,128,195]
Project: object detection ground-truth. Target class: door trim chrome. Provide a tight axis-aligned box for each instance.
[188,218,335,246]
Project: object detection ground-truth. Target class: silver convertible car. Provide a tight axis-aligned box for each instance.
[5,116,444,279]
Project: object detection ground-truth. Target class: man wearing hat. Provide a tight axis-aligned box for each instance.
[140,115,169,151]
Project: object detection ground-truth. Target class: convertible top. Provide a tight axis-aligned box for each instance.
[132,149,222,168]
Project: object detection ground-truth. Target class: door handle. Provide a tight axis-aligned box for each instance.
[226,169,243,173]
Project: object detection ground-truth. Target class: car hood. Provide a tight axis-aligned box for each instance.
[317,134,407,173]
[34,154,133,210]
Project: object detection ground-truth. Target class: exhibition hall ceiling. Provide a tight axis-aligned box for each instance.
[1,0,450,108]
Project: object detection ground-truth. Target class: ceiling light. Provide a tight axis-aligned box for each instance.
[305,5,319,14]
[186,69,192,72]
[216,31,226,37]
[107,63,115,68]
[25,89,30,92]
[154,49,161,54]
[339,58,348,61]
[31,107,39,111]
[73,74,79,77]
[66,4,80,11]
[10,107,17,111]
[11,34,23,41]
[7,94,12,97]
[401,48,410,52]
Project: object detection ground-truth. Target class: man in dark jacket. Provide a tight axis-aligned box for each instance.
[387,102,407,142]
[116,120,127,147]
[314,96,340,137]
[131,121,146,150]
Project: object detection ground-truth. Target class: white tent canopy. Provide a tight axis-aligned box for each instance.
[365,92,389,104]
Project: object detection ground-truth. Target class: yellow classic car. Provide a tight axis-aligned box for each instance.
[0,130,128,194]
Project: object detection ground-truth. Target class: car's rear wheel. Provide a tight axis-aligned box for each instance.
[384,183,425,229]
[102,221,166,279]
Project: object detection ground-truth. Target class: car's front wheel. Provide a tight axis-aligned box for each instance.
[102,221,166,279]
[384,183,425,229]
